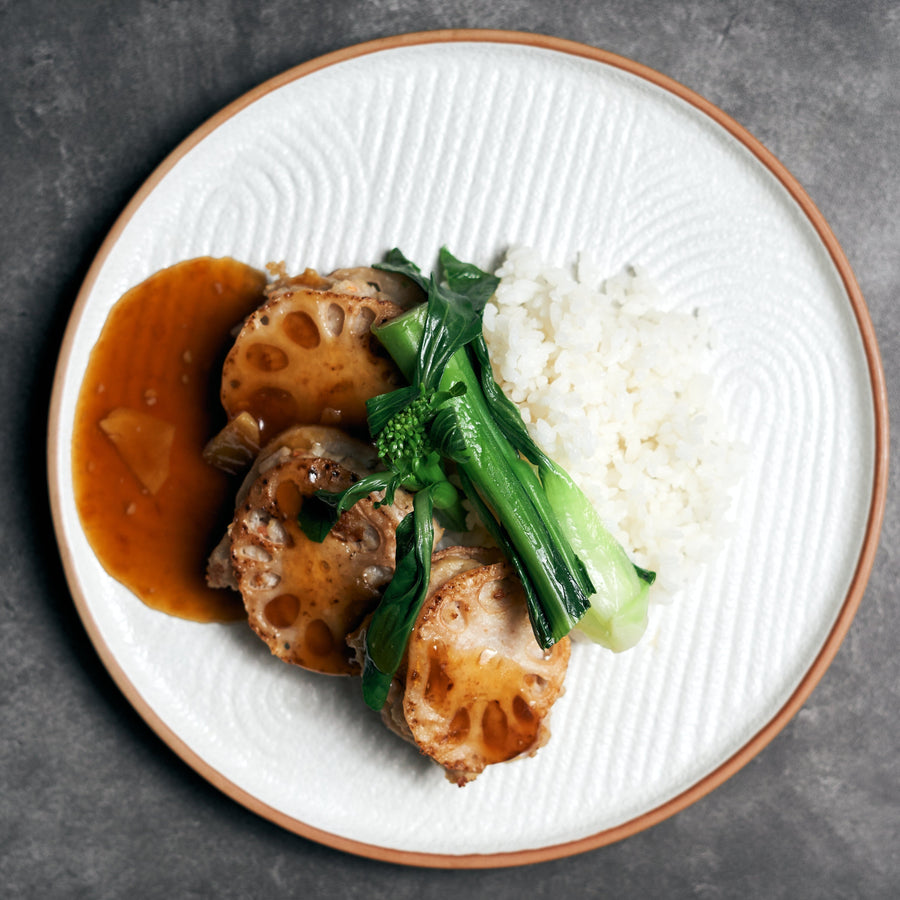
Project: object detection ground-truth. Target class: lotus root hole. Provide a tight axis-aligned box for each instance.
[236,544,272,563]
[438,599,467,632]
[246,509,271,534]
[523,673,549,694]
[265,518,289,546]
[425,652,453,705]
[359,524,381,552]
[481,700,510,752]
[324,303,345,336]
[274,479,303,519]
[512,694,536,723]
[245,342,289,372]
[249,570,281,591]
[477,579,517,614]
[448,707,470,743]
[304,619,335,656]
[264,593,300,628]
[348,306,376,337]
[283,310,320,348]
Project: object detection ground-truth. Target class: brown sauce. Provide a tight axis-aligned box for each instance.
[72,257,267,622]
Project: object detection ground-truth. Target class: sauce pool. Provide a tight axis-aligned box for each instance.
[72,257,267,622]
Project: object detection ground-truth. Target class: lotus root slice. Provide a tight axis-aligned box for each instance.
[231,453,411,675]
[220,269,421,444]
[400,548,570,784]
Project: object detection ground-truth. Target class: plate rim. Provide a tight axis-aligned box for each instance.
[47,28,890,869]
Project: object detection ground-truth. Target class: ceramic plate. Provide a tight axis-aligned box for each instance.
[48,31,887,867]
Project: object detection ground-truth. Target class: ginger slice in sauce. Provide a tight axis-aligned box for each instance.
[73,257,267,622]
[99,407,175,494]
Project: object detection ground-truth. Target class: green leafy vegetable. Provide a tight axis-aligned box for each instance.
[361,486,436,709]
[376,304,594,647]
[299,247,655,709]
[467,331,656,647]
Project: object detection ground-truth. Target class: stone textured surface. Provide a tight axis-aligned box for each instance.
[2,0,898,896]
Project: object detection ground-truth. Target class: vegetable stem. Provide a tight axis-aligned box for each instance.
[374,304,592,646]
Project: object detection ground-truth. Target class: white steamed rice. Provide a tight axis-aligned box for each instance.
[483,247,745,599]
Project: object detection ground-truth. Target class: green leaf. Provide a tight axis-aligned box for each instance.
[297,471,399,543]
[417,247,498,395]
[416,276,487,394]
[362,487,436,709]
[374,248,429,292]
[361,655,395,711]
[375,247,494,412]
[439,247,500,307]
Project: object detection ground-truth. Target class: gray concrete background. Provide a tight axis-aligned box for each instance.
[2,1,898,896]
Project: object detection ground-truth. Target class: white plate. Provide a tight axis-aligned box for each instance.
[48,32,887,866]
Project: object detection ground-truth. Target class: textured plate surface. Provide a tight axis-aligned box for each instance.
[48,32,886,865]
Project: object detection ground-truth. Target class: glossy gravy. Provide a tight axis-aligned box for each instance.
[72,257,267,622]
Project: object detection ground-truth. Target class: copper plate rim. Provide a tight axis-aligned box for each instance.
[47,28,890,869]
